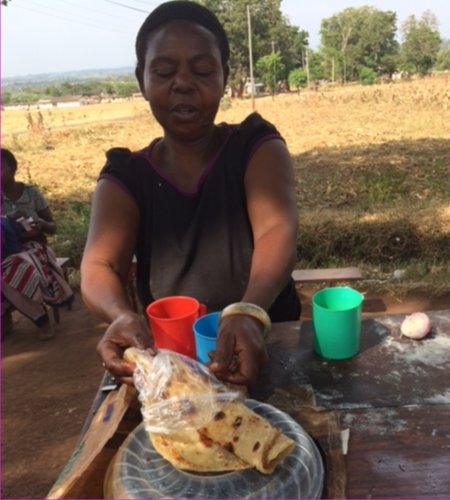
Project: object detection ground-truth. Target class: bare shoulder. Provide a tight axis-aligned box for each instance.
[245,137,294,183]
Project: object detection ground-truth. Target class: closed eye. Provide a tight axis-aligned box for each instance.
[194,69,214,76]
[154,69,176,77]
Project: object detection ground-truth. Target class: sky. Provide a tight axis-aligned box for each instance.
[1,0,449,78]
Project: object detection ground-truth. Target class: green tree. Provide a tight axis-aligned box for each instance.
[320,6,398,81]
[2,91,12,105]
[288,68,307,91]
[115,82,138,98]
[256,52,285,95]
[435,49,450,70]
[199,0,308,96]
[308,50,325,81]
[11,93,40,105]
[400,11,441,75]
[359,66,376,85]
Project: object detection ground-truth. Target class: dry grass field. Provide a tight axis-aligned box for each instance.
[2,74,449,295]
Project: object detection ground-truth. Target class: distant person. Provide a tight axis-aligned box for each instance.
[1,148,73,340]
[81,1,300,385]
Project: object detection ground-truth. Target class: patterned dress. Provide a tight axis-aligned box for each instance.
[1,185,73,325]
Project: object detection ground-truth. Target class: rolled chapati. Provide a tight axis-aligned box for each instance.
[150,431,249,472]
[201,402,295,474]
[123,347,294,474]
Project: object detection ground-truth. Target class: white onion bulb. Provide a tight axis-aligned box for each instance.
[400,312,432,339]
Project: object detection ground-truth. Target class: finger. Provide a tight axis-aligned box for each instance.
[108,356,135,379]
[222,371,252,386]
[118,327,152,351]
[98,341,134,379]
[210,329,234,373]
[117,376,135,386]
[233,349,260,385]
[210,367,236,384]
[133,322,153,349]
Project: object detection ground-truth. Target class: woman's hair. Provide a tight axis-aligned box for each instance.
[1,148,18,172]
[135,1,230,75]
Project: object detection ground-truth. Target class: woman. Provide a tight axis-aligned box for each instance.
[81,1,300,385]
[1,148,73,340]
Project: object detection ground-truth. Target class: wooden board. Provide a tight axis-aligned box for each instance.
[254,311,450,410]
[340,404,450,498]
[291,267,363,283]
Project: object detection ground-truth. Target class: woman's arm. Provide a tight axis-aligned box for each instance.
[210,139,298,385]
[36,207,57,235]
[81,179,153,383]
[242,138,298,308]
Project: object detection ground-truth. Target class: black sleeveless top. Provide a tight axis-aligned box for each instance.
[99,113,300,322]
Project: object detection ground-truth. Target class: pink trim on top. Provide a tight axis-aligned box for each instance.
[246,133,285,166]
[98,173,136,202]
[133,125,234,198]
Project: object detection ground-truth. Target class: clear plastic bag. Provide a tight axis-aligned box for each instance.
[131,349,241,435]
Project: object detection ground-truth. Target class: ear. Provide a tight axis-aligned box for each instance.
[135,66,148,101]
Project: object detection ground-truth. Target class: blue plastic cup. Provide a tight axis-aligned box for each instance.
[193,311,221,364]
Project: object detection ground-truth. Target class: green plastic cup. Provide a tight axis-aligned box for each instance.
[312,286,364,360]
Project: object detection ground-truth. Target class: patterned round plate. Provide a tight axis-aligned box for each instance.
[105,399,324,499]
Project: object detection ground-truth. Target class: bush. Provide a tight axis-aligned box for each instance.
[359,66,376,85]
[289,68,308,91]
[51,201,91,268]
[435,49,450,71]
[10,92,40,105]
[256,53,286,95]
[220,96,232,110]
[115,82,139,98]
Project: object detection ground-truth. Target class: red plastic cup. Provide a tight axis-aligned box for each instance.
[146,296,207,358]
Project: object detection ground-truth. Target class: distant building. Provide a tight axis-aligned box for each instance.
[36,99,53,109]
[244,79,265,96]
[79,95,101,106]
[392,71,410,81]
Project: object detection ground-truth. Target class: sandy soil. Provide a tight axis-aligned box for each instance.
[1,289,449,498]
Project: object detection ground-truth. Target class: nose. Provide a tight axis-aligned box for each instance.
[172,67,195,94]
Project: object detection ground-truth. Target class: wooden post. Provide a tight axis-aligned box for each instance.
[247,5,255,111]
[305,49,310,87]
[271,40,276,98]
[332,57,335,83]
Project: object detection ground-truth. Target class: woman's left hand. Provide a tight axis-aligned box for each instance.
[29,219,43,232]
[21,220,42,240]
[209,315,268,386]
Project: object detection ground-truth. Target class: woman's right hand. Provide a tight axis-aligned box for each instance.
[97,312,154,385]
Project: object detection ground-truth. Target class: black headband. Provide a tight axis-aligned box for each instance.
[135,1,230,70]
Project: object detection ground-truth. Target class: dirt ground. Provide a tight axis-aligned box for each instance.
[1,289,450,498]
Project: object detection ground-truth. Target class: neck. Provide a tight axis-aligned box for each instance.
[2,180,18,196]
[162,125,219,169]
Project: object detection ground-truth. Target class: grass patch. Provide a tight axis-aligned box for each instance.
[51,201,91,268]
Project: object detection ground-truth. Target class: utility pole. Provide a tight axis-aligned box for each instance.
[305,49,310,87]
[271,40,276,98]
[247,5,255,111]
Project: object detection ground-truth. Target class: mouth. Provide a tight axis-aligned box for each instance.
[171,104,199,121]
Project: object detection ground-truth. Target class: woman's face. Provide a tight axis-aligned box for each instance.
[1,162,15,186]
[139,21,226,141]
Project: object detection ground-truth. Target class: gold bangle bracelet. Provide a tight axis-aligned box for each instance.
[220,302,271,338]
